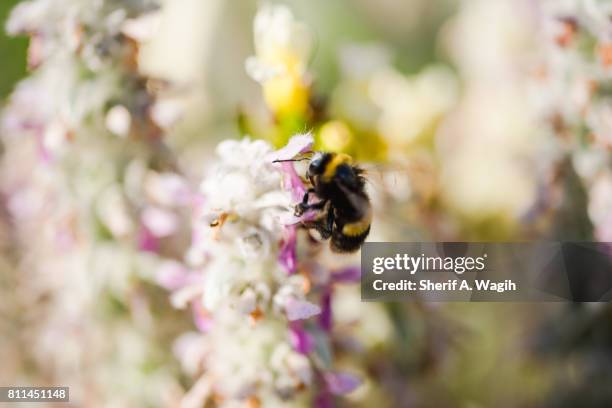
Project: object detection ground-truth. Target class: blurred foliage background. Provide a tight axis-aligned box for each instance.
[0,0,26,98]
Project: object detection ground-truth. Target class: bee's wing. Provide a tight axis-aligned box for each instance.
[333,162,413,216]
[358,162,413,201]
[335,181,371,209]
[352,162,436,231]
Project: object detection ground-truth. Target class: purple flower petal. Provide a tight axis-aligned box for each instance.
[279,225,297,274]
[289,322,315,354]
[270,135,320,229]
[156,261,200,291]
[279,208,317,225]
[279,212,303,226]
[36,130,51,162]
[281,161,307,202]
[332,266,361,283]
[266,133,314,162]
[285,298,321,321]
[192,302,214,332]
[142,206,179,238]
[268,133,313,202]
[314,391,333,408]
[319,289,332,331]
[138,225,160,253]
[324,372,361,395]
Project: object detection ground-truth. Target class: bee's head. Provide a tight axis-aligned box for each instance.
[307,152,331,178]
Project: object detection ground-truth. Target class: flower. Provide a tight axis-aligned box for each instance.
[0,1,188,405]
[534,0,612,241]
[170,136,316,403]
[588,171,612,242]
[324,371,361,395]
[438,0,540,226]
[164,134,366,405]
[370,65,458,149]
[246,4,313,116]
[3,0,170,158]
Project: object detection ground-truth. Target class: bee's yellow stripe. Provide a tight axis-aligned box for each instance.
[342,210,372,237]
[322,153,352,181]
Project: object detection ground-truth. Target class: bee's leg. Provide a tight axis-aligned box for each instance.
[302,209,334,240]
[295,189,315,216]
[321,207,335,239]
[300,188,315,206]
[316,209,334,239]
[295,200,327,216]
[295,189,326,216]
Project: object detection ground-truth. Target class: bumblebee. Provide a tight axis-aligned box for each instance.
[281,152,371,252]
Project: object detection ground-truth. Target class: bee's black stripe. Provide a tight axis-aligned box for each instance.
[318,153,333,173]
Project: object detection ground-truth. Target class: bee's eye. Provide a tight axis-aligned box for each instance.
[308,157,323,175]
[308,162,318,174]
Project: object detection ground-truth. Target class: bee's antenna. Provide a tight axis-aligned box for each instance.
[271,150,315,163]
[272,158,310,163]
